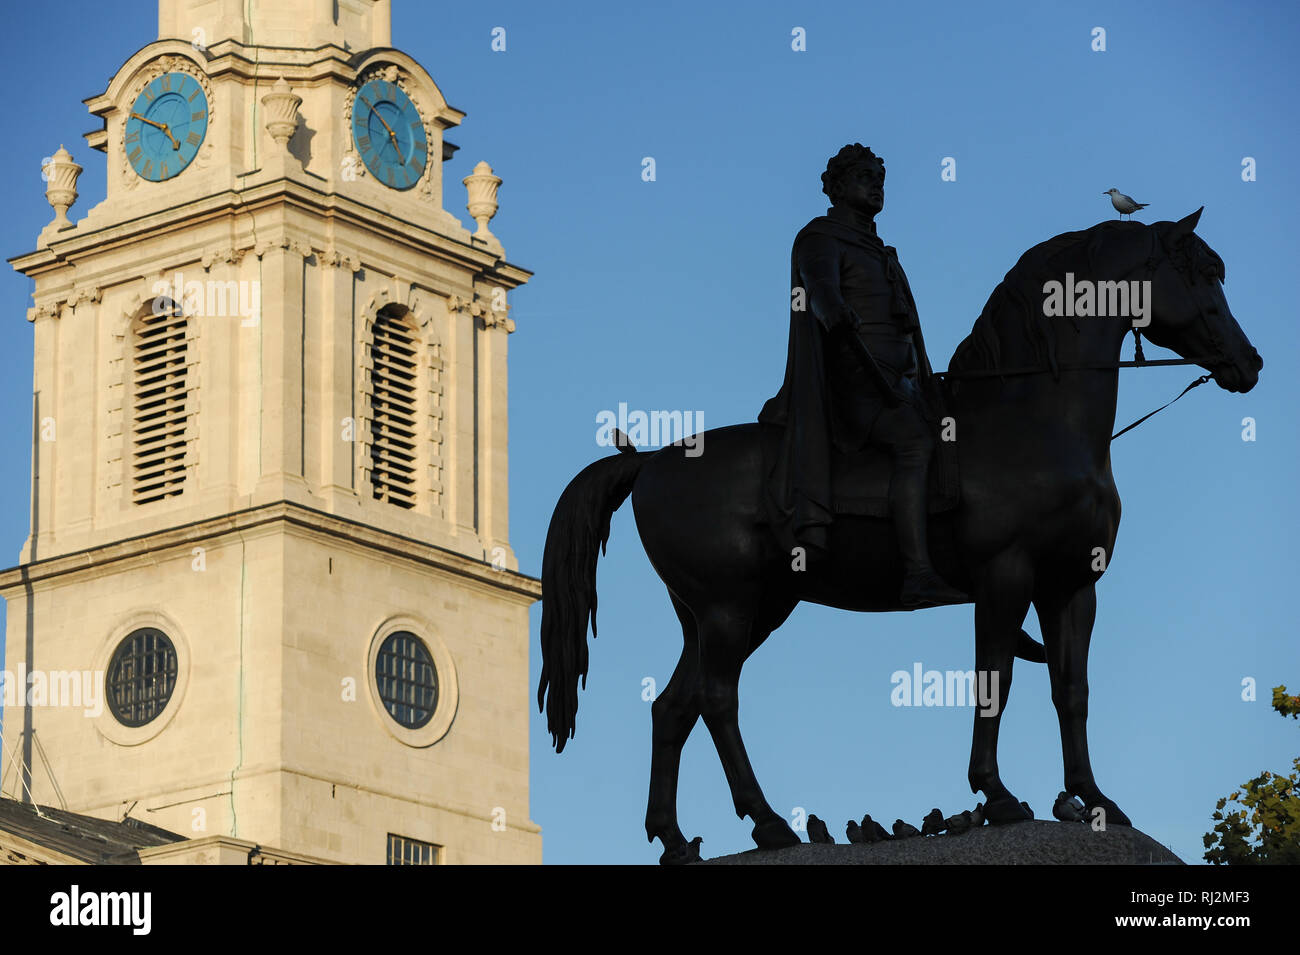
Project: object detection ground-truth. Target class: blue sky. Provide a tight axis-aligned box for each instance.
[1,1,1296,865]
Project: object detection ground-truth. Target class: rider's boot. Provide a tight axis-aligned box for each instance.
[892,458,970,607]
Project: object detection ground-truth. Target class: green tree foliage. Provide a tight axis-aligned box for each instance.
[1204,685,1300,864]
[1272,685,1300,720]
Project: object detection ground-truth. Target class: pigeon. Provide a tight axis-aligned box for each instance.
[1053,791,1086,822]
[1020,801,1034,819]
[921,807,946,836]
[861,814,892,843]
[970,802,985,827]
[807,814,834,844]
[893,819,921,839]
[1104,188,1149,220]
[944,810,972,834]
[846,819,866,844]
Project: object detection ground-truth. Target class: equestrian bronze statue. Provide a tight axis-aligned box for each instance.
[760,144,967,607]
[538,145,1262,864]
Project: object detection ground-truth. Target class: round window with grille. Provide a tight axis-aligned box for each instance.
[375,630,439,729]
[105,628,179,727]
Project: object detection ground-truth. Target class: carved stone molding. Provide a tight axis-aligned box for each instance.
[72,286,103,306]
[447,293,486,318]
[320,246,360,272]
[365,280,432,323]
[30,301,63,322]
[200,246,253,270]
[452,289,515,333]
[364,285,393,314]
[481,310,515,333]
[254,235,313,259]
[116,286,151,337]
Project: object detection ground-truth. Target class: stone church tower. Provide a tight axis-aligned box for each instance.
[0,0,541,864]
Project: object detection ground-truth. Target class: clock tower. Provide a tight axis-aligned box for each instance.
[0,0,542,864]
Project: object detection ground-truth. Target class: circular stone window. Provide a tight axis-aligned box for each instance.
[374,630,439,729]
[105,627,179,727]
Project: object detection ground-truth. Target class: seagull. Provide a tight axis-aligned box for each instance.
[1105,188,1149,220]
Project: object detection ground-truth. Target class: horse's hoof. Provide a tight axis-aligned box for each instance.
[752,818,801,850]
[659,836,703,865]
[984,794,1033,825]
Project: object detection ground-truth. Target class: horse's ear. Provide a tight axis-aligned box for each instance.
[1170,206,1204,240]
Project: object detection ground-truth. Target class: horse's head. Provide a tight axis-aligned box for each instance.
[1143,208,1262,393]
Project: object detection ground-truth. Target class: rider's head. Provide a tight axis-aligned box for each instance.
[822,144,885,217]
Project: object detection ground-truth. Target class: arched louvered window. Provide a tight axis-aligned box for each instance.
[369,306,419,508]
[131,301,189,504]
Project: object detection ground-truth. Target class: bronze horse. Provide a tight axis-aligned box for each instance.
[538,209,1261,864]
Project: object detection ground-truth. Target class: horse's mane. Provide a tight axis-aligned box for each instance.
[948,220,1151,377]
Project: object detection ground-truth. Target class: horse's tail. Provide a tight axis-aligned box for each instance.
[538,440,647,753]
[1016,629,1046,663]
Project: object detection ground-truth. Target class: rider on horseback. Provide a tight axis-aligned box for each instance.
[760,143,968,607]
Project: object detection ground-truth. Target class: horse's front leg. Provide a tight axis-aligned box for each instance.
[969,554,1033,823]
[1035,582,1132,827]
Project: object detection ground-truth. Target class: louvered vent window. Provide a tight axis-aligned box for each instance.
[132,303,189,504]
[369,308,418,509]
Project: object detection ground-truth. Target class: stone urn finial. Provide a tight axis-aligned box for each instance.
[261,77,302,147]
[43,145,82,229]
[463,161,502,239]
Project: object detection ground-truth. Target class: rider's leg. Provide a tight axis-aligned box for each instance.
[870,401,969,606]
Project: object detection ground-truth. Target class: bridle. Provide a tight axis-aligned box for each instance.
[935,227,1234,441]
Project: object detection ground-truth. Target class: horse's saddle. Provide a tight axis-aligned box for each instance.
[830,431,960,517]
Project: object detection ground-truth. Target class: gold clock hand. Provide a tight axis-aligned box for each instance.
[372,111,401,153]
[130,111,165,130]
[130,112,180,149]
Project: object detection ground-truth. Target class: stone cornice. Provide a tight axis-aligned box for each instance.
[137,835,332,866]
[8,177,530,285]
[0,500,541,604]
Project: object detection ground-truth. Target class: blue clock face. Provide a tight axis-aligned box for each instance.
[352,79,427,190]
[125,72,208,182]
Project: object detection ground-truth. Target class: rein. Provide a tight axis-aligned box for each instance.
[935,352,1214,442]
[934,229,1227,442]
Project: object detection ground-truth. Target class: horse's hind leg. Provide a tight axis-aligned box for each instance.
[696,601,801,851]
[1035,582,1132,827]
[645,595,704,864]
[969,558,1034,823]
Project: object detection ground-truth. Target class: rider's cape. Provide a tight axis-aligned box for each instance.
[758,214,938,557]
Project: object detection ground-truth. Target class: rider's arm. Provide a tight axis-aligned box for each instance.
[794,232,859,332]
[795,233,901,404]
